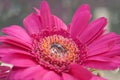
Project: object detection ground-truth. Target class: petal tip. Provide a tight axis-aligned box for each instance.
[40,0,49,8]
[78,3,90,12]
[81,4,90,9]
[99,17,107,23]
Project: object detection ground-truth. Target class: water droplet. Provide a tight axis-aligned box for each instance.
[50,43,66,57]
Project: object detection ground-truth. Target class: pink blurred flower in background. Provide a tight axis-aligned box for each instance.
[0,1,120,80]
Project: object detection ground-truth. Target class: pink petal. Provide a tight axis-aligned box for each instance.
[43,71,61,80]
[0,66,11,80]
[2,25,32,44]
[110,56,120,66]
[20,66,48,80]
[23,13,41,35]
[105,45,120,56]
[72,4,90,24]
[0,45,31,58]
[85,33,120,70]
[62,73,77,80]
[84,57,119,70]
[1,53,37,67]
[0,66,10,72]
[40,1,52,29]
[0,48,31,57]
[0,45,11,58]
[0,36,32,50]
[0,72,9,80]
[0,48,11,57]
[69,4,91,37]
[79,17,107,45]
[8,67,26,80]
[52,15,67,30]
[87,56,111,61]
[69,63,92,80]
[34,7,41,15]
[88,32,119,48]
[88,32,119,57]
[39,1,67,31]
[87,44,113,57]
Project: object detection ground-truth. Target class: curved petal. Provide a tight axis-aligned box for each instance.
[69,63,92,80]
[88,32,119,48]
[79,17,107,45]
[69,4,91,37]
[0,66,11,80]
[0,45,32,58]
[0,45,10,58]
[20,65,48,80]
[84,57,119,70]
[23,13,41,35]
[88,32,119,57]
[0,48,32,58]
[105,45,120,56]
[43,71,61,80]
[40,1,52,29]
[62,73,77,80]
[8,66,48,80]
[0,66,11,72]
[1,53,37,67]
[85,33,120,70]
[8,67,26,80]
[34,7,41,15]
[72,4,90,22]
[2,25,32,44]
[0,36,32,50]
[52,15,67,30]
[36,1,67,31]
[0,49,9,58]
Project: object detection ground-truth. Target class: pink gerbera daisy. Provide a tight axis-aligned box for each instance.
[0,1,120,80]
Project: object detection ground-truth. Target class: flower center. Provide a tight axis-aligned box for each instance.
[50,43,66,58]
[32,31,87,73]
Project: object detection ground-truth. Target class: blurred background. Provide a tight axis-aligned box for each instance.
[0,0,120,80]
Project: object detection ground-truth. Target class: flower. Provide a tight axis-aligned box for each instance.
[0,1,120,80]
[0,66,11,80]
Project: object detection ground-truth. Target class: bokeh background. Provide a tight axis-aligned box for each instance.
[0,0,120,80]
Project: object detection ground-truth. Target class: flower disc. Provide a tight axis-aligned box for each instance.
[32,30,87,73]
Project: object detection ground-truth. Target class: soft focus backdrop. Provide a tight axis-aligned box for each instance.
[0,0,120,80]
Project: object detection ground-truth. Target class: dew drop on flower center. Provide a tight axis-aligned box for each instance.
[32,30,87,73]
[50,43,66,57]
